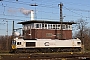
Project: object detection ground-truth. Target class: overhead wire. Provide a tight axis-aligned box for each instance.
[63,6,90,19]
[0,1,59,20]
[0,0,90,35]
[1,0,90,12]
[63,7,90,12]
[0,0,59,35]
[0,0,90,20]
[0,17,26,21]
[63,6,83,17]
[2,0,58,9]
[59,0,90,9]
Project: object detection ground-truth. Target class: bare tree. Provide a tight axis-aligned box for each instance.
[75,18,88,39]
[0,36,7,51]
[0,35,12,52]
[75,18,89,52]
[83,27,90,51]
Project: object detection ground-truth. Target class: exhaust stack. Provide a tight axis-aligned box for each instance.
[31,10,34,20]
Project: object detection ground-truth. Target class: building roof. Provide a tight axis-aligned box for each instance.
[17,20,76,25]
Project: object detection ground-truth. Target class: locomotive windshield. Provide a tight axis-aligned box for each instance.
[12,40,16,45]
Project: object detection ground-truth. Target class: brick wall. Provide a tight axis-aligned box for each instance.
[23,29,72,40]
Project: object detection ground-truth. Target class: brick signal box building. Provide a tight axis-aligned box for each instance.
[18,20,75,40]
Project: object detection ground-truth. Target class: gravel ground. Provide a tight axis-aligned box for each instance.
[0,52,90,60]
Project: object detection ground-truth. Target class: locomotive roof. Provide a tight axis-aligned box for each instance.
[17,20,76,25]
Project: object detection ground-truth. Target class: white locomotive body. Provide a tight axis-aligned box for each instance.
[12,38,82,53]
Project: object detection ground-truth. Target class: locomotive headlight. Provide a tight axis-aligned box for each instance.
[12,45,16,49]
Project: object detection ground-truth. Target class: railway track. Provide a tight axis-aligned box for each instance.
[0,52,90,60]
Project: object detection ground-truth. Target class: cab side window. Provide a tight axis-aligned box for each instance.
[77,42,81,45]
[17,42,21,45]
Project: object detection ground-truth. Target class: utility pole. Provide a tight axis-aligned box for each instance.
[6,21,8,36]
[81,25,85,53]
[6,21,8,51]
[58,3,63,39]
[10,21,14,52]
[12,21,14,37]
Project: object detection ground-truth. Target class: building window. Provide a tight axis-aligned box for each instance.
[42,24,44,27]
[17,42,21,45]
[42,23,44,29]
[66,24,68,29]
[48,24,51,29]
[57,25,60,29]
[27,25,30,29]
[53,25,56,29]
[62,25,65,29]
[68,25,71,28]
[46,33,52,37]
[58,25,60,27]
[24,25,27,30]
[36,24,39,28]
